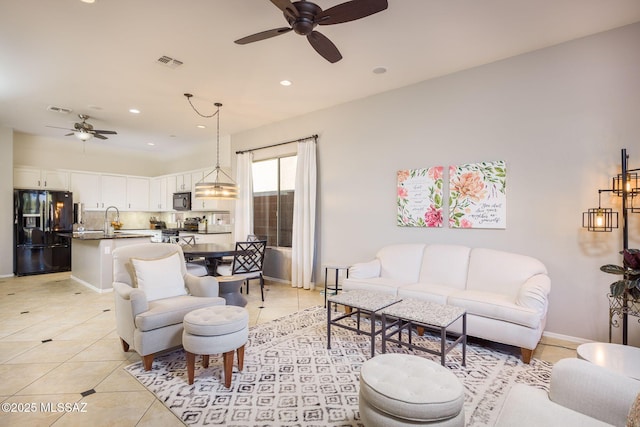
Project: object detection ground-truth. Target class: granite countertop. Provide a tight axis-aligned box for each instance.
[61,231,155,240]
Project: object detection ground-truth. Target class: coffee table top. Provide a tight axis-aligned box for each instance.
[328,290,401,312]
[577,342,640,380]
[381,298,466,328]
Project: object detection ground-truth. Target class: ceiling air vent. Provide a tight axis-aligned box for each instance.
[156,55,183,69]
[47,105,73,114]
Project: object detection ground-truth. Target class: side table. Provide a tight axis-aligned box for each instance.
[577,342,640,380]
[323,264,350,308]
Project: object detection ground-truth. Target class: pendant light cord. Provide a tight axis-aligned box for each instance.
[184,93,220,119]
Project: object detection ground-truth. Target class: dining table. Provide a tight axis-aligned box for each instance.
[181,243,238,276]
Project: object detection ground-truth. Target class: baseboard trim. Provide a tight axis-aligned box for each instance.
[542,330,592,344]
[70,275,113,294]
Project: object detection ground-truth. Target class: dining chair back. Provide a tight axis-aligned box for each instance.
[217,240,267,301]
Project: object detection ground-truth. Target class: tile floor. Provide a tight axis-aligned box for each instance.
[0,272,577,426]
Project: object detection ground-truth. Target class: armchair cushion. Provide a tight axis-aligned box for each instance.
[135,295,224,332]
[131,252,187,301]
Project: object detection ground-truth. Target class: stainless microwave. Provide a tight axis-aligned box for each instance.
[173,192,191,211]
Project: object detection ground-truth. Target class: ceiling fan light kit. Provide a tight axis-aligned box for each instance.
[48,113,117,141]
[234,0,388,63]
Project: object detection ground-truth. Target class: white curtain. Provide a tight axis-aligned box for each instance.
[291,139,317,289]
[234,152,254,241]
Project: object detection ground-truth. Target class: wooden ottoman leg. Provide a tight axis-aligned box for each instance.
[202,354,210,368]
[223,350,234,388]
[237,345,245,371]
[186,351,196,385]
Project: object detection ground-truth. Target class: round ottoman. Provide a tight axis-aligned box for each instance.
[359,354,465,426]
[182,305,249,387]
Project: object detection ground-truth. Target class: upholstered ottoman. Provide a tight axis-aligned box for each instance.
[359,353,465,426]
[182,305,249,387]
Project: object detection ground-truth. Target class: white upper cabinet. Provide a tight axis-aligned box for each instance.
[70,172,101,208]
[126,177,150,211]
[14,167,69,190]
[150,177,168,211]
[100,175,127,209]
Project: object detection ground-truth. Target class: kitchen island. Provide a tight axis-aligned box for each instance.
[66,231,155,292]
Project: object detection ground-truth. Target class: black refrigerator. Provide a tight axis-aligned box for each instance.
[14,190,73,276]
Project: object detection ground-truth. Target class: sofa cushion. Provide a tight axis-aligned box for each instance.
[348,259,381,279]
[466,248,547,298]
[418,244,471,289]
[377,244,426,282]
[447,290,541,328]
[131,252,186,301]
[397,283,456,305]
[342,277,411,296]
[135,295,224,332]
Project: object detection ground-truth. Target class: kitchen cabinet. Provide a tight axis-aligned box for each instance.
[126,176,149,210]
[14,167,69,190]
[100,175,127,208]
[70,172,101,208]
[168,173,192,194]
[150,177,168,211]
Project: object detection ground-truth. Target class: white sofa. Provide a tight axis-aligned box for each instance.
[342,244,550,362]
[495,358,640,426]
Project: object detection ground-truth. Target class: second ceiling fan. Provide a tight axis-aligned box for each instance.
[234,0,388,63]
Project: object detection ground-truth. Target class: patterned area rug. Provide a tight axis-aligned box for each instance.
[125,306,552,426]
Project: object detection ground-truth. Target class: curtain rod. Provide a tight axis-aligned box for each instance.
[235,134,318,155]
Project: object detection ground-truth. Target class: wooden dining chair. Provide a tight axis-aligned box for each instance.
[217,240,267,301]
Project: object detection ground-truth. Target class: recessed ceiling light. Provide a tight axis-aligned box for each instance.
[147,142,155,146]
[372,66,387,74]
[280,80,292,86]
[129,108,141,114]
[197,125,206,129]
[81,0,95,3]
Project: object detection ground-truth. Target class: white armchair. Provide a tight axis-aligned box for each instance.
[495,358,640,426]
[112,243,225,370]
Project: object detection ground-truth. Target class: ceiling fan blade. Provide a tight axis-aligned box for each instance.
[93,130,117,135]
[307,31,342,63]
[317,0,388,25]
[235,27,292,45]
[46,125,75,131]
[270,0,299,19]
[93,133,108,140]
[65,132,73,136]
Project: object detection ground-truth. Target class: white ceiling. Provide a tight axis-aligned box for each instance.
[1,0,640,157]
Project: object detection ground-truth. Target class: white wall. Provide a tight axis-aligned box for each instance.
[0,127,14,276]
[232,23,640,344]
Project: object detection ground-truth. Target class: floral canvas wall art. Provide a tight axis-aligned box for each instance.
[397,167,444,227]
[449,161,507,229]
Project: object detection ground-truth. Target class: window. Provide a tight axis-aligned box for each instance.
[252,156,297,247]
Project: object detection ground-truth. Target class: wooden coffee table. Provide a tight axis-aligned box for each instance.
[381,298,466,366]
[327,290,401,357]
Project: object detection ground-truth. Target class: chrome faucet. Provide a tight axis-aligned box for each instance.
[104,206,120,234]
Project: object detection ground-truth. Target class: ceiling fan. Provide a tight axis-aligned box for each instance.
[234,0,388,63]
[48,114,117,141]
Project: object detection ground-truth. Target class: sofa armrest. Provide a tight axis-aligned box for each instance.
[185,274,220,298]
[348,259,381,279]
[515,273,550,314]
[113,281,149,316]
[550,358,640,426]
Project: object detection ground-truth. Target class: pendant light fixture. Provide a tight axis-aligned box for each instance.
[184,93,238,199]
